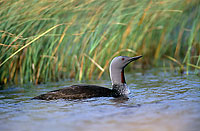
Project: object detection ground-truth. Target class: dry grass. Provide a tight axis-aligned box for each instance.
[0,0,199,85]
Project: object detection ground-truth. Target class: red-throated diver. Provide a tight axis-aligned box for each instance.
[33,55,142,100]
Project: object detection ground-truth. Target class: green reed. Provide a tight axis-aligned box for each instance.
[0,0,199,85]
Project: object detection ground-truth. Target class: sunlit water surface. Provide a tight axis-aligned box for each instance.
[0,69,200,131]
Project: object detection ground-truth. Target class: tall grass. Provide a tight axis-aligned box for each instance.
[0,0,199,85]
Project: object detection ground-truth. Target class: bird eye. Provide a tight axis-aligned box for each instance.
[122,58,125,61]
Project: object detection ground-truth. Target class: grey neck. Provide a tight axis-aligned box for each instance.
[110,67,130,95]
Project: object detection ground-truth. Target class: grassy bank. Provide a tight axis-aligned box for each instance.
[0,0,199,85]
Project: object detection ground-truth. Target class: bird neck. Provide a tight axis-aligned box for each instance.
[110,68,130,95]
[110,67,126,84]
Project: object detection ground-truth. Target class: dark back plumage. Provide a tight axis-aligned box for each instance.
[33,85,120,100]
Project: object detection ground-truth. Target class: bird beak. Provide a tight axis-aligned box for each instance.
[129,55,143,62]
[124,55,142,68]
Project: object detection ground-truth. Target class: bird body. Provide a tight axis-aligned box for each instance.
[33,85,120,100]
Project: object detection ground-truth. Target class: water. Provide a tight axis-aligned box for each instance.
[0,69,200,131]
